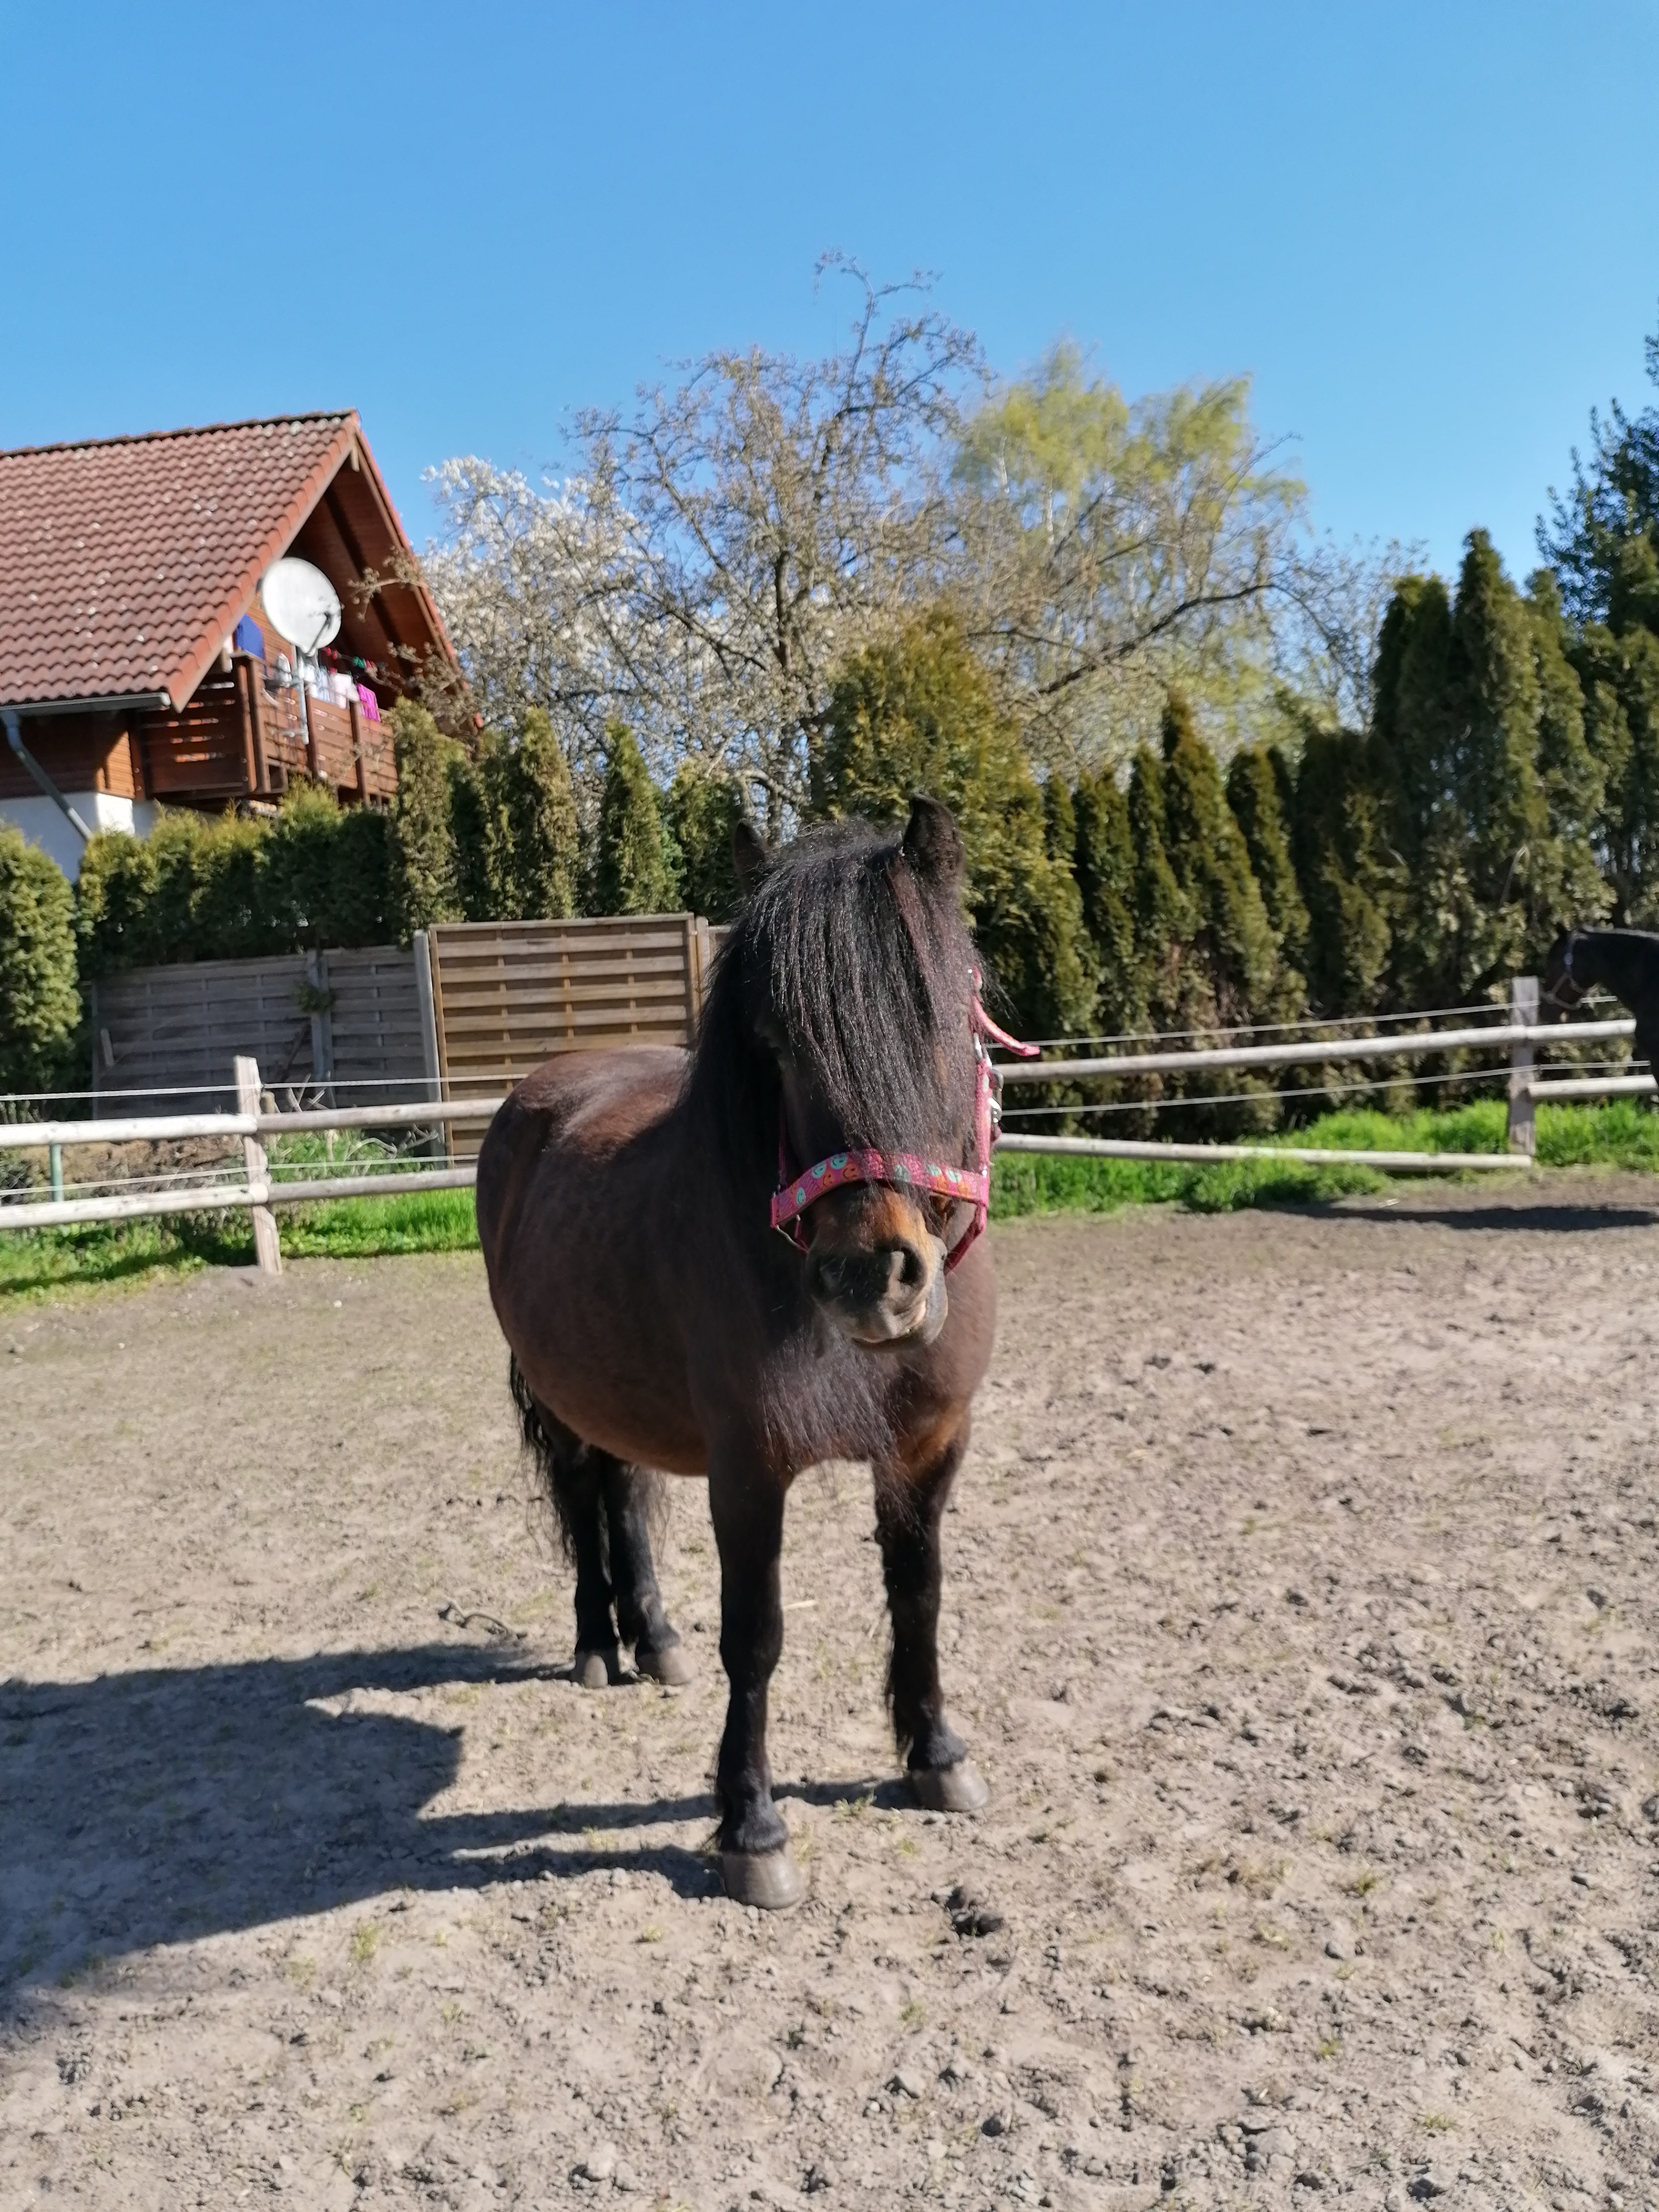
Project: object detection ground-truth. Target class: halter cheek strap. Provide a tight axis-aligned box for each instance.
[1542,933,1585,1011]
[769,985,1039,1272]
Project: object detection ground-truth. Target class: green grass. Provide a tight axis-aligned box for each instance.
[7,1098,1659,1304]
[280,1185,479,1258]
[0,1187,479,1305]
[989,1095,1659,1219]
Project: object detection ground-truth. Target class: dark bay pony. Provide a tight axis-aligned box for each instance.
[1542,926,1659,1073]
[476,799,1005,1909]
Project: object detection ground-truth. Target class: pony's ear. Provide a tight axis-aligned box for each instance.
[902,794,964,885]
[731,817,772,898]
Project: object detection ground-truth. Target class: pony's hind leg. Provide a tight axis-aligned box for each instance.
[508,1358,619,1688]
[876,1420,988,1814]
[601,1463,692,1685]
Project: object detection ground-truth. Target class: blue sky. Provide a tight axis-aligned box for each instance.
[2,1,1655,586]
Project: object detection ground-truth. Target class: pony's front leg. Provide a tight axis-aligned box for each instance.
[707,1449,801,1908]
[877,1420,989,1814]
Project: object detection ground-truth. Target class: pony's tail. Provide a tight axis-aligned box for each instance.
[508,1353,586,1564]
[507,1354,671,1567]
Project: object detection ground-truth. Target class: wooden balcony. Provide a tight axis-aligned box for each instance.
[137,654,397,806]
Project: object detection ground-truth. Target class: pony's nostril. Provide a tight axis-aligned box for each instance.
[811,1243,929,1310]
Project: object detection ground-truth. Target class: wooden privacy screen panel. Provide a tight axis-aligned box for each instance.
[90,954,315,1112]
[322,948,427,1104]
[87,946,421,1114]
[426,915,718,1151]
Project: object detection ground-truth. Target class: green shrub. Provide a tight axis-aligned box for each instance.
[1160,692,1281,1026]
[1072,766,1144,1035]
[593,723,678,915]
[262,782,398,949]
[391,701,464,928]
[1226,743,1308,974]
[504,708,581,919]
[667,760,747,922]
[0,825,80,1092]
[813,608,1097,1041]
[77,789,401,975]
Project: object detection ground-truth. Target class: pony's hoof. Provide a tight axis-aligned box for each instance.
[573,1646,616,1690]
[720,1848,804,1910]
[635,1642,694,1686]
[909,1759,989,1813]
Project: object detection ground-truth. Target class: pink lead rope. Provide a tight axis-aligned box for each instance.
[770,982,1040,1272]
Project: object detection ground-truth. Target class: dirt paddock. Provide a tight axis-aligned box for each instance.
[6,1181,1659,2212]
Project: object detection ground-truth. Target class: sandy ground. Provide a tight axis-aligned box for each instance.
[6,1178,1659,2212]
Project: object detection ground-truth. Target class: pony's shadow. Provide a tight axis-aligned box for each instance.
[776,1776,914,1812]
[0,1642,728,2003]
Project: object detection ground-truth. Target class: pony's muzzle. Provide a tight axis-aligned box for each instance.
[807,1231,947,1347]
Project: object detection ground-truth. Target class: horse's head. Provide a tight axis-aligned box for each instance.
[732,797,980,1349]
[1540,926,1589,1018]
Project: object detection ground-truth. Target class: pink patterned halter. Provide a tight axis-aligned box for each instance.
[769,982,1038,1274]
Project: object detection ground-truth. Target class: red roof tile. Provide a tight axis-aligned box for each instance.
[0,412,362,713]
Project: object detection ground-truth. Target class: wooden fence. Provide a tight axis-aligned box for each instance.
[13,986,1658,1268]
[425,915,718,1154]
[88,944,428,1113]
[80,914,727,1128]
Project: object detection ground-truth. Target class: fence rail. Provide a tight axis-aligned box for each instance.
[995,1134,1528,1173]
[994,1016,1636,1086]
[0,1168,478,1233]
[0,1097,505,1151]
[3,978,1653,1270]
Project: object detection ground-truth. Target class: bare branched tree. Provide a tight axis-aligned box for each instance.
[1271,533,1425,734]
[575,258,982,827]
[419,273,1376,804]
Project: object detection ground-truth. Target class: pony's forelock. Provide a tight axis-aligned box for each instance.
[720,820,976,1154]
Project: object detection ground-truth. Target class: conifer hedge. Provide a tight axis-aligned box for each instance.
[0,822,80,1092]
[814,608,1096,1041]
[17,488,1659,1125]
[76,784,398,974]
[593,724,679,916]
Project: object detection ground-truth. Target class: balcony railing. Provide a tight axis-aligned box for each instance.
[138,655,396,805]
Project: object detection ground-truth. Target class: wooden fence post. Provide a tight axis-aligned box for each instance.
[1507,975,1538,1156]
[234,1054,282,1275]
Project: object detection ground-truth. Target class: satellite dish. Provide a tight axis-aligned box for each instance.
[260,557,342,654]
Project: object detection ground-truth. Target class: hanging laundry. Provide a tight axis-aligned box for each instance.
[232,612,265,657]
[356,682,381,722]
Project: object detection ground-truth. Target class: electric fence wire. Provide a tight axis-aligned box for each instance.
[1000,1063,1515,1123]
[1006,1003,1514,1053]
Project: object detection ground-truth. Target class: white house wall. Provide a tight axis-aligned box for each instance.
[0,794,159,883]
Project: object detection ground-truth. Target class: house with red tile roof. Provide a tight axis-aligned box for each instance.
[0,412,461,878]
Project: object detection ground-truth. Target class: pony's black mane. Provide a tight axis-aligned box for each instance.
[688,820,978,1189]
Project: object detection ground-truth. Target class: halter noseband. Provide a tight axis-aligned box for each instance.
[1541,932,1587,1012]
[769,982,1038,1274]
